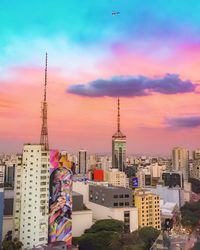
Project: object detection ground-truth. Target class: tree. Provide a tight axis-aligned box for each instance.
[181,201,200,229]
[0,231,23,250]
[85,219,124,234]
[77,219,124,250]
[138,227,160,250]
[78,231,122,250]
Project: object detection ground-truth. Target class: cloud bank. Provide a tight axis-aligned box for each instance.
[67,74,196,97]
[165,116,200,128]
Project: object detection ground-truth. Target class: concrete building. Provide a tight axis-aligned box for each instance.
[191,160,200,180]
[172,147,189,180]
[73,182,138,232]
[148,185,185,208]
[78,150,87,174]
[112,98,126,171]
[149,163,166,178]
[136,169,152,188]
[13,144,50,248]
[72,191,93,237]
[162,171,184,188]
[105,169,129,188]
[3,189,14,240]
[134,189,161,230]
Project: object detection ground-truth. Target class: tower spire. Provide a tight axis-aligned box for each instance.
[117,97,120,132]
[44,52,47,102]
[40,53,49,150]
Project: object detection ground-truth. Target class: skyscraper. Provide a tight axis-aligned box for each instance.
[13,55,50,248]
[112,98,126,171]
[78,150,87,174]
[172,147,189,180]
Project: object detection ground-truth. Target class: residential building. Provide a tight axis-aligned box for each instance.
[112,98,126,171]
[13,144,50,248]
[134,189,161,230]
[172,147,189,180]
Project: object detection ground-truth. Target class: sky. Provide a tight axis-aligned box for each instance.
[1,0,200,155]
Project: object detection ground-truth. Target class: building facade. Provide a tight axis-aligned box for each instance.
[112,98,126,171]
[13,144,50,248]
[134,189,161,230]
[105,169,129,188]
[172,147,189,180]
[78,150,87,174]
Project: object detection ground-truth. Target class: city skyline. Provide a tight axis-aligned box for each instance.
[1,1,200,154]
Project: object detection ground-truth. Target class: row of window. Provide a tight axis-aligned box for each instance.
[113,194,130,198]
[113,202,130,207]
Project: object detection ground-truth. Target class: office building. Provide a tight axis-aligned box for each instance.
[78,150,87,174]
[112,98,126,171]
[73,182,138,232]
[162,171,184,188]
[134,189,161,229]
[172,147,189,180]
[13,144,50,248]
[105,169,129,188]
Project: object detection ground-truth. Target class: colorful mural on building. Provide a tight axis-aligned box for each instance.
[49,150,73,246]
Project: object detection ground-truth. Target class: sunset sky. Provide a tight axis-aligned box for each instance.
[1,0,200,155]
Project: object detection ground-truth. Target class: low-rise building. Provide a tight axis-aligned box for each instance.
[105,169,129,188]
[134,189,161,230]
[73,182,138,233]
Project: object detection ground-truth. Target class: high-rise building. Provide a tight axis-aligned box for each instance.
[193,149,200,160]
[13,144,50,248]
[134,189,161,229]
[78,150,87,174]
[13,55,50,248]
[172,147,189,180]
[112,98,126,171]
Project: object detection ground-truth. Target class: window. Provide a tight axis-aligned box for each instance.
[119,202,124,206]
[125,202,129,206]
[119,194,123,198]
[113,203,118,207]
[125,194,129,198]
[113,195,118,198]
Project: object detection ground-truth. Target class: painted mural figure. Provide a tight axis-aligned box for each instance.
[49,151,73,245]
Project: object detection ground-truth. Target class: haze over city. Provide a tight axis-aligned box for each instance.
[1,0,200,154]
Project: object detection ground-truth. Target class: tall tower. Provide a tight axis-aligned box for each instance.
[112,98,126,171]
[40,53,49,150]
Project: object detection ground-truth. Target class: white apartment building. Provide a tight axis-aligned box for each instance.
[13,144,49,248]
[105,169,129,188]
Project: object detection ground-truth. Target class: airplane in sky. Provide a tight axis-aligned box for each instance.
[112,11,120,16]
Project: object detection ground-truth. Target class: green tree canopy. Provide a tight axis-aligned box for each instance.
[138,227,160,250]
[181,201,200,229]
[85,219,124,234]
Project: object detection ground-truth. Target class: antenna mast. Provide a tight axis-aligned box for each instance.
[40,53,49,150]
